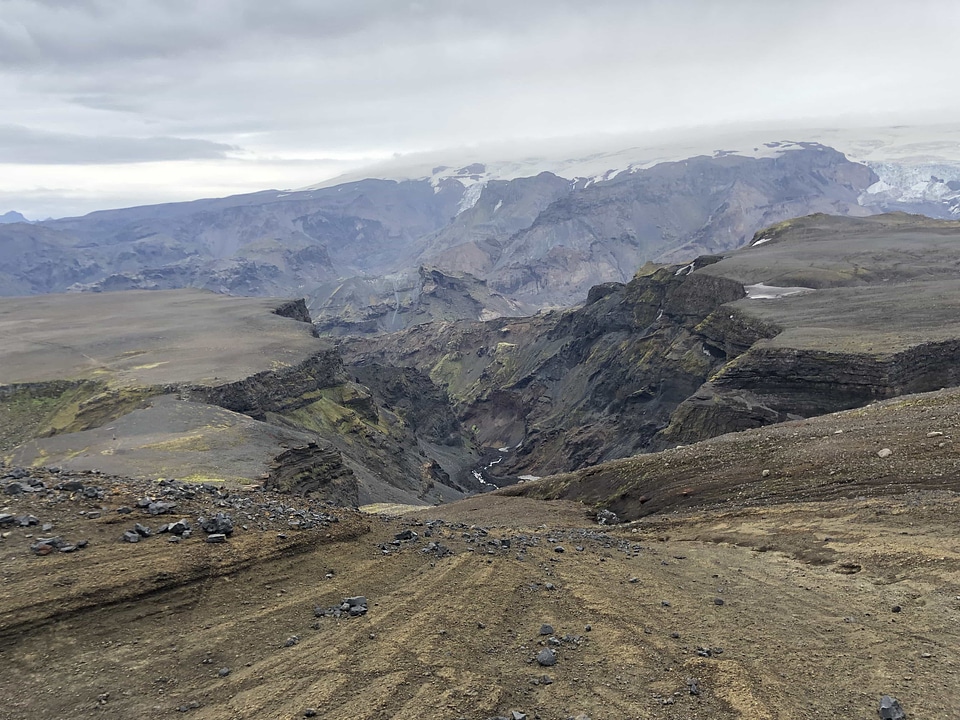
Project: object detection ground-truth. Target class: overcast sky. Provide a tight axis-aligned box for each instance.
[2,0,959,218]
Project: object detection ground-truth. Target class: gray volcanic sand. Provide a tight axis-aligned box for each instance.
[0,289,322,386]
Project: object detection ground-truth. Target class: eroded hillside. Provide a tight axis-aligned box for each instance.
[0,290,480,505]
[341,213,960,483]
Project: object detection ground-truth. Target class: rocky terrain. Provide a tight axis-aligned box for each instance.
[0,144,886,314]
[341,213,960,482]
[4,202,960,718]
[2,386,958,718]
[310,266,530,336]
[0,290,481,506]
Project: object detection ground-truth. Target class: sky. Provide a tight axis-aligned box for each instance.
[2,0,959,219]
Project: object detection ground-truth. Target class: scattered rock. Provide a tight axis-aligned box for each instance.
[878,448,893,458]
[283,635,300,647]
[205,533,227,544]
[536,648,556,667]
[147,501,175,516]
[687,677,701,695]
[878,695,906,720]
[304,710,317,718]
[713,597,725,606]
[596,509,619,525]
[199,513,234,536]
[122,530,141,543]
[539,624,555,636]
[217,667,230,677]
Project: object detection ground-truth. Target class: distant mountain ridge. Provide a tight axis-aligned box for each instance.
[0,211,28,224]
[1,136,959,321]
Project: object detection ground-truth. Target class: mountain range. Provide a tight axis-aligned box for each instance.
[3,132,960,331]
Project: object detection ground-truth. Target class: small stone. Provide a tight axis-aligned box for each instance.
[512,712,527,720]
[687,677,700,696]
[134,523,152,537]
[761,469,771,477]
[584,624,592,632]
[283,636,300,647]
[536,648,556,667]
[304,710,317,718]
[205,533,227,543]
[878,695,906,720]
[544,583,556,591]
[713,597,725,606]
[553,546,565,553]
[891,605,902,613]
[877,448,893,458]
[628,577,639,584]
[926,431,943,438]
[477,622,486,629]
[539,623,555,636]
[217,667,230,677]
[122,530,141,543]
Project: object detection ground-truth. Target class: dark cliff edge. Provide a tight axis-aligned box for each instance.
[0,292,477,506]
[188,348,347,420]
[342,213,960,480]
[272,298,315,326]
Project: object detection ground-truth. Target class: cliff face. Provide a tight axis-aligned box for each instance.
[0,291,478,506]
[342,214,960,478]
[340,258,769,477]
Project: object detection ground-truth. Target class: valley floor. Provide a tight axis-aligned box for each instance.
[2,479,958,719]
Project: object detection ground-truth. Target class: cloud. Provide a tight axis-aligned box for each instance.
[1,0,959,216]
[0,125,238,164]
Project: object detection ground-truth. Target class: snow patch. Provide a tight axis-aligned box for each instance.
[744,283,815,299]
[456,180,486,215]
[675,262,695,276]
[518,475,541,482]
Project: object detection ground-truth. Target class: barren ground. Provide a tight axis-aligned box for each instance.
[2,473,958,720]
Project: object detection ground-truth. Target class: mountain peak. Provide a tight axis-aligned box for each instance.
[0,210,28,224]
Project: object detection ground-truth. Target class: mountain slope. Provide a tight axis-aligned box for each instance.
[341,213,960,481]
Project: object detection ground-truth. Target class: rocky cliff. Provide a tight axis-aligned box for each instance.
[0,290,479,505]
[342,213,960,479]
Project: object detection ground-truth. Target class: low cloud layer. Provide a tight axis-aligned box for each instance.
[0,125,237,164]
[2,0,959,216]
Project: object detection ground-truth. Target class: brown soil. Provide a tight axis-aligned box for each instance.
[2,470,958,719]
